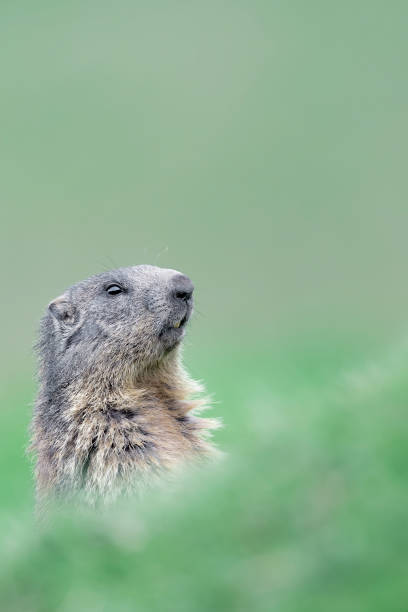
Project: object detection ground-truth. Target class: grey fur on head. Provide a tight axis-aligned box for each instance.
[30,265,220,507]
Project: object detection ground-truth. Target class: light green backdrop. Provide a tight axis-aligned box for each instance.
[2,0,408,377]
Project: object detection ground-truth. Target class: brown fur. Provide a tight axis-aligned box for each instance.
[30,266,220,507]
[32,350,220,507]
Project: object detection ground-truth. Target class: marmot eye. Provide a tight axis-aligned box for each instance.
[106,284,123,296]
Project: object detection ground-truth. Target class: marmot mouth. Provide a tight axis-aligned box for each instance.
[159,311,190,342]
[173,312,188,329]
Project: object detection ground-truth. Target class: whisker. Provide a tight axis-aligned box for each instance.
[155,246,169,263]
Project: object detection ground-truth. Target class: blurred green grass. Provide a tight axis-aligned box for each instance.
[1,335,407,611]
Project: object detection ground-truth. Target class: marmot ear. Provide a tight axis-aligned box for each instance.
[48,295,78,326]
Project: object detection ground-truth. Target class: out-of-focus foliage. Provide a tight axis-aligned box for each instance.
[1,337,407,611]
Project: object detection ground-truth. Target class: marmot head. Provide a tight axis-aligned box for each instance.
[40,265,194,389]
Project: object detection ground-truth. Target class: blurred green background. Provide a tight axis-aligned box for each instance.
[1,1,408,610]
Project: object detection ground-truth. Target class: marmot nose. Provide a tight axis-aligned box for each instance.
[171,274,194,303]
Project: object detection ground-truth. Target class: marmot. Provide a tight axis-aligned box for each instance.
[30,265,219,506]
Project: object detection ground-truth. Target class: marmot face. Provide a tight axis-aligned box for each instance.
[46,265,194,378]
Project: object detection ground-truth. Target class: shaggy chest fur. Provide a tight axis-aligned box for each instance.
[32,370,218,506]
